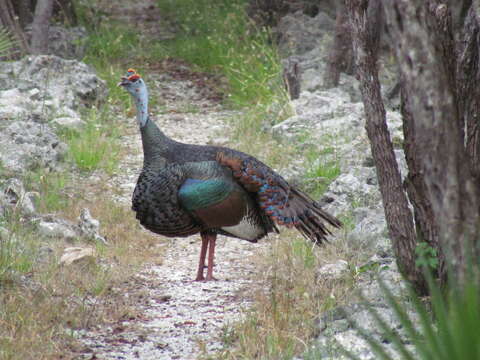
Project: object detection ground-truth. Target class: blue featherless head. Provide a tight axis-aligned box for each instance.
[118,68,147,96]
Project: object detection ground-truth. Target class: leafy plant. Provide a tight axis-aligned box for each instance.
[415,242,438,270]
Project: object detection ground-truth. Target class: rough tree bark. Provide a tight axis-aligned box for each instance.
[401,83,442,278]
[456,6,480,179]
[383,0,480,284]
[345,0,427,292]
[323,0,354,88]
[30,0,54,54]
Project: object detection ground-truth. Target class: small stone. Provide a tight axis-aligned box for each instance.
[78,208,108,245]
[317,260,349,280]
[52,116,86,131]
[0,178,36,215]
[170,113,185,122]
[28,88,41,100]
[59,246,96,266]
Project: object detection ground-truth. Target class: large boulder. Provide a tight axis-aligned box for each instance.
[0,55,107,175]
[0,55,107,120]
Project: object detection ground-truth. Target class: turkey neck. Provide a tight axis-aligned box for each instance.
[132,81,171,168]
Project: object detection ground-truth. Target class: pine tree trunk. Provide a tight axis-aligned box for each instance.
[345,0,427,293]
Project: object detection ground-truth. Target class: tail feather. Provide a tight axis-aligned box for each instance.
[217,151,341,244]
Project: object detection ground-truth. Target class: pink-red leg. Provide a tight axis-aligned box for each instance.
[206,234,217,281]
[195,234,209,281]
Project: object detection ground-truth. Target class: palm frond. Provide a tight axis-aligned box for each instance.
[342,273,480,360]
[0,27,15,58]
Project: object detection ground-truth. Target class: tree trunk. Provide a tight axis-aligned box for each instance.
[323,0,354,88]
[456,6,480,180]
[345,0,427,293]
[401,81,443,279]
[30,0,54,54]
[383,0,480,284]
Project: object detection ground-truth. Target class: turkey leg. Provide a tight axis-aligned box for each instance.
[195,234,209,281]
[195,232,217,281]
[206,234,217,281]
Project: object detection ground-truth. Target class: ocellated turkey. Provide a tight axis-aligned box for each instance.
[118,69,341,281]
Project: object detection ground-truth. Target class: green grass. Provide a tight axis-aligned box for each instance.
[82,23,141,104]
[61,108,120,173]
[157,0,289,109]
[301,143,341,198]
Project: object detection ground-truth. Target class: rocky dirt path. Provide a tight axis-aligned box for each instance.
[77,2,272,359]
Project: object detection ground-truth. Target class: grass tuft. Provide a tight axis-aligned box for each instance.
[61,107,121,174]
[24,169,70,213]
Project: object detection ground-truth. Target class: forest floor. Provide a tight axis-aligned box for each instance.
[76,1,276,358]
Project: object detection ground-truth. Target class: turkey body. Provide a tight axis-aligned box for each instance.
[120,69,341,281]
[133,156,273,242]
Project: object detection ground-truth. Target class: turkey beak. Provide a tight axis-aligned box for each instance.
[118,77,128,87]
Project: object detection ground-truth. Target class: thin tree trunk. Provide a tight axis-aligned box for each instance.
[345,0,426,293]
[383,0,480,284]
[30,0,54,54]
[323,0,353,88]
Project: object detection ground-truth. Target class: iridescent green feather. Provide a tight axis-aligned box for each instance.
[178,178,233,211]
